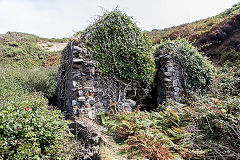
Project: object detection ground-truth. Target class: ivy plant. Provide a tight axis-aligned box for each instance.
[155,38,216,91]
[83,9,155,89]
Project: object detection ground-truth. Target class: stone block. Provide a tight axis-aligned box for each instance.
[72,100,78,106]
[163,78,171,82]
[87,97,96,105]
[166,91,173,96]
[164,72,172,77]
[93,81,98,86]
[165,86,173,91]
[73,81,78,87]
[167,67,175,72]
[167,63,174,67]
[73,108,80,115]
[73,63,82,69]
[174,92,179,97]
[93,102,104,109]
[88,61,95,66]
[173,79,179,87]
[90,67,95,75]
[73,58,84,63]
[123,99,136,107]
[77,96,86,102]
[72,46,82,52]
[174,87,180,92]
[78,90,83,96]
[165,81,173,86]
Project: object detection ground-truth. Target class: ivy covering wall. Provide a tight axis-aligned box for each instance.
[83,10,156,89]
[155,39,215,91]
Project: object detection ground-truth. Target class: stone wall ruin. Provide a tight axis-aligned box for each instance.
[57,37,136,120]
[57,42,186,119]
[56,36,185,159]
[155,54,184,105]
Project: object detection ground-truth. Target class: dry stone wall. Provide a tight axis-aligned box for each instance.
[155,54,184,105]
[58,38,136,120]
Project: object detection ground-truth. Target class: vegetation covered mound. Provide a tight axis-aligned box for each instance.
[83,10,155,88]
[155,39,215,91]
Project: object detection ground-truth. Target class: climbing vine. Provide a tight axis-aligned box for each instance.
[83,9,155,89]
[155,38,215,91]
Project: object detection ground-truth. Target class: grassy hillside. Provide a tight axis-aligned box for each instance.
[148,2,240,44]
[148,3,240,65]
[0,32,67,68]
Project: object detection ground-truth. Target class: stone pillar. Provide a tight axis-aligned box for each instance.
[155,54,184,105]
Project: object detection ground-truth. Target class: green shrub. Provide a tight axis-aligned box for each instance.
[187,94,240,159]
[211,64,239,96]
[0,68,74,159]
[84,9,155,88]
[19,67,58,98]
[0,66,58,98]
[155,38,215,91]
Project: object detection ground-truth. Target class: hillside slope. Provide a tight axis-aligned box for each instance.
[0,32,67,68]
[148,3,240,64]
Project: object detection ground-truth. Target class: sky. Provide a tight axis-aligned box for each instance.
[0,0,239,38]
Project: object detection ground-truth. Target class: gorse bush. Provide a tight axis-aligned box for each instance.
[0,69,74,159]
[84,9,155,88]
[155,38,215,91]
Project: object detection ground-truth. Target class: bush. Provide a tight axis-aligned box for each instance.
[187,94,240,159]
[84,9,155,88]
[155,38,215,91]
[0,68,74,159]
[211,64,239,96]
[0,66,58,98]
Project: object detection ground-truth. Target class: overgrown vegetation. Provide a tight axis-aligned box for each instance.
[0,32,74,159]
[0,68,74,159]
[0,66,58,99]
[148,3,240,44]
[0,5,239,160]
[83,9,155,88]
[100,38,239,159]
[101,94,240,159]
[155,39,215,91]
[0,32,65,68]
[101,108,193,160]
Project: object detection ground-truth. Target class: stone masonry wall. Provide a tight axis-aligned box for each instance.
[155,54,184,105]
[57,42,73,119]
[58,38,136,120]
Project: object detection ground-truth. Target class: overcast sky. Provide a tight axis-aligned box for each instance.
[0,0,239,38]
